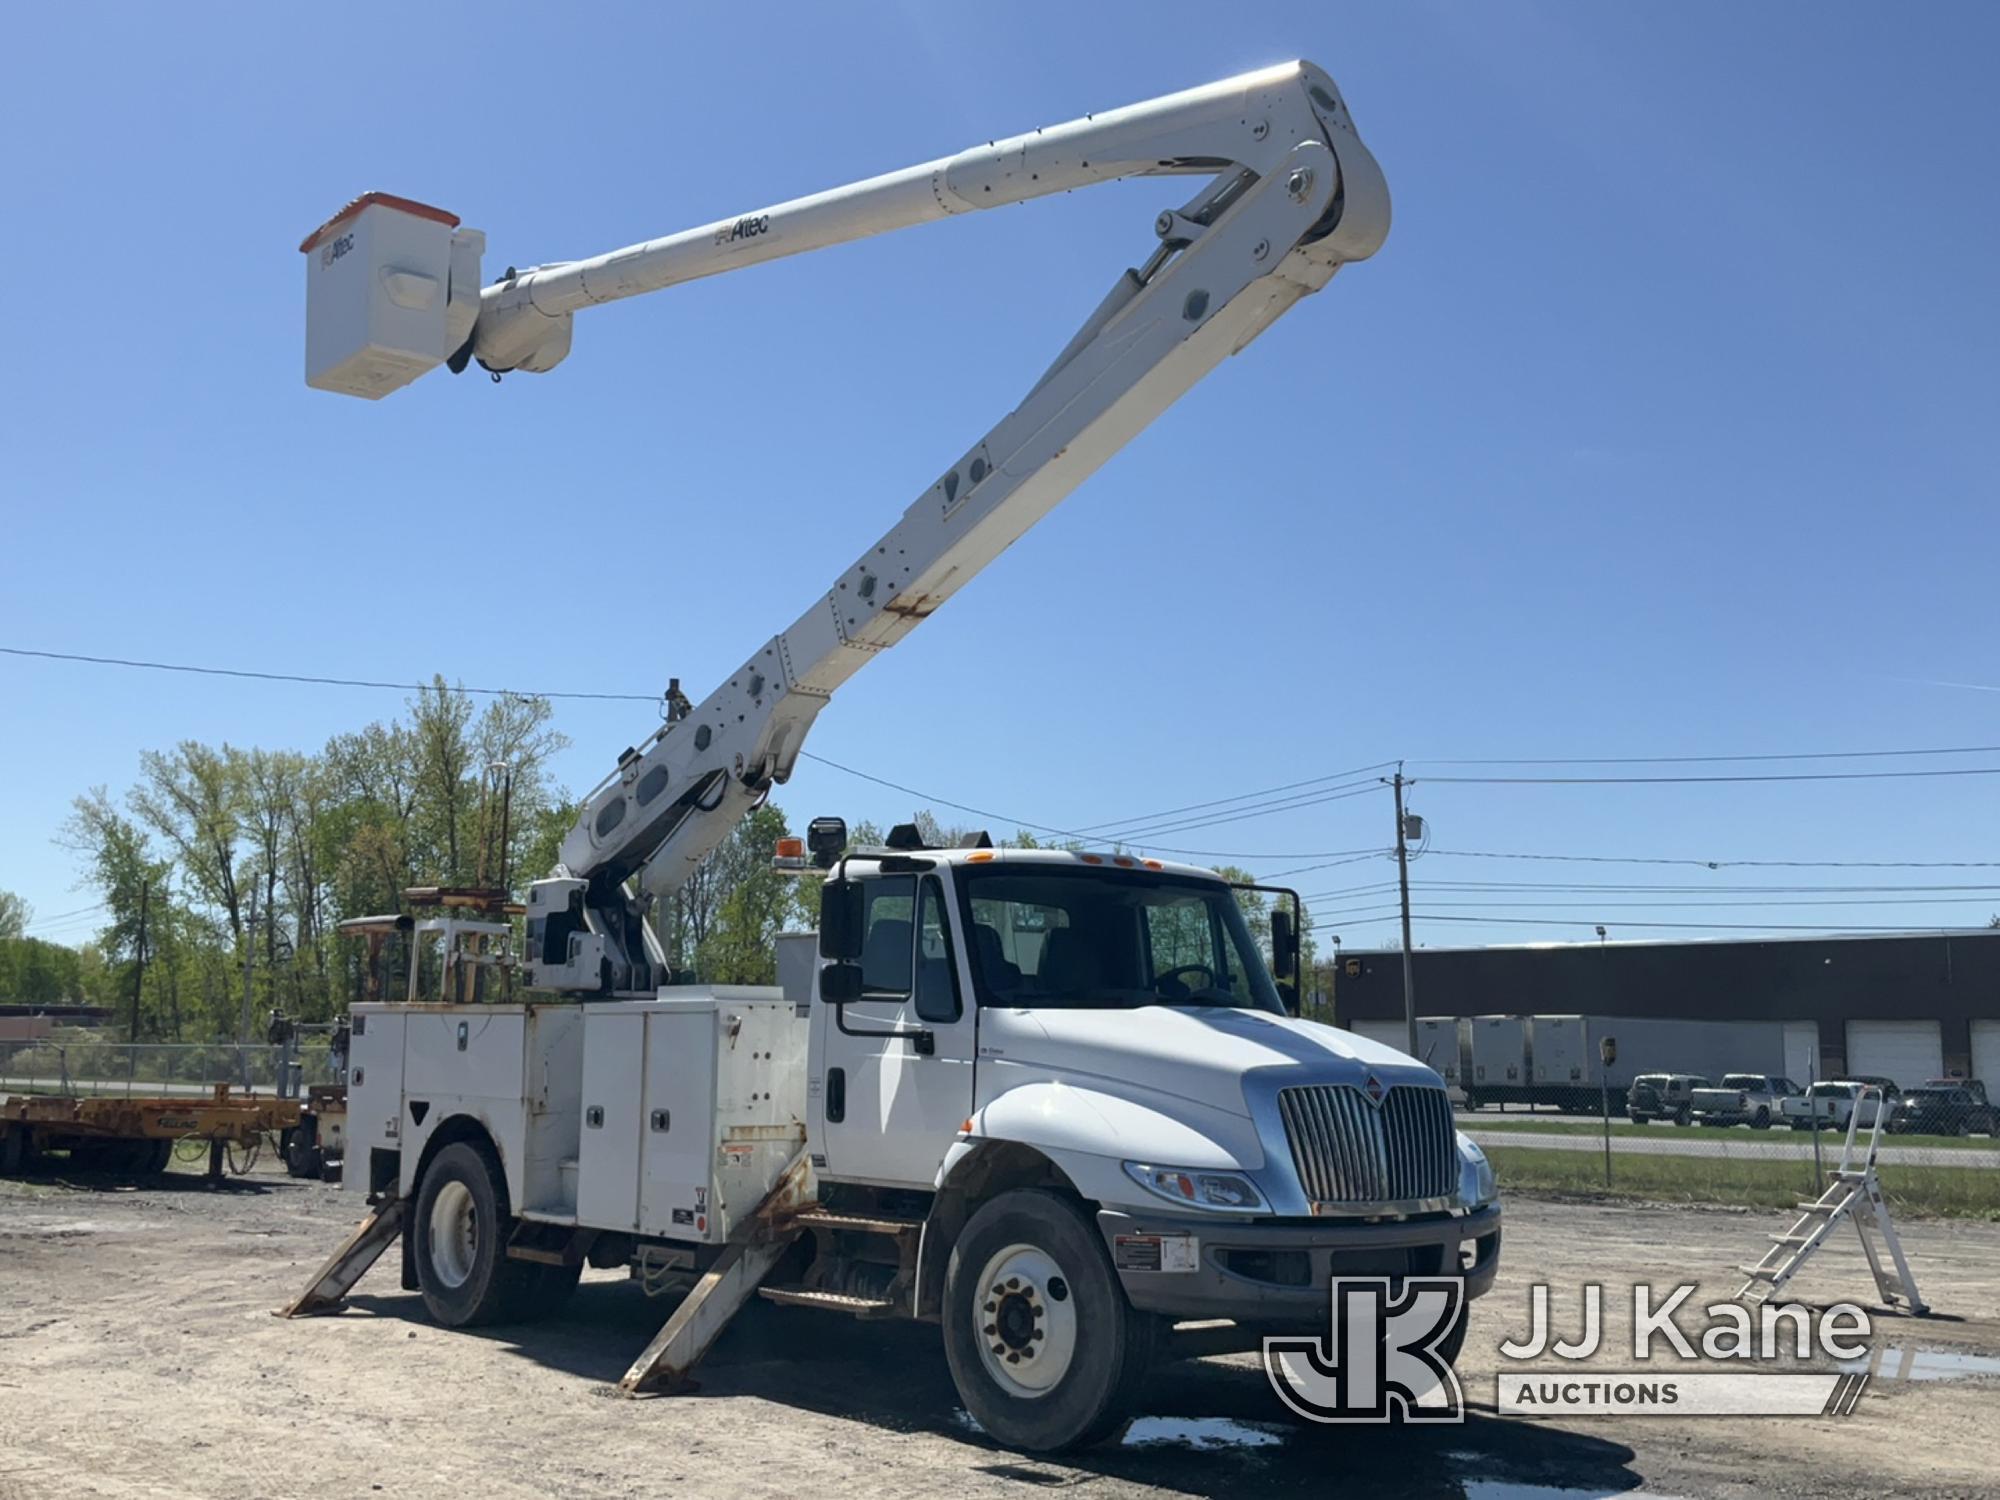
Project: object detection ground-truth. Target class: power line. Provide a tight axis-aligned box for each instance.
[1074,760,1398,836]
[1425,766,2000,786]
[1253,851,1394,880]
[1100,780,1385,842]
[1402,895,2000,911]
[0,646,661,704]
[1426,849,2000,871]
[1415,744,2000,767]
[1407,914,1994,934]
[796,751,1376,861]
[1410,879,2000,895]
[23,900,108,925]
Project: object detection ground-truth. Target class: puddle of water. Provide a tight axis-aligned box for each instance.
[1842,1346,2000,1382]
[1122,1416,1288,1450]
[955,1408,1291,1453]
[1465,1487,1683,1500]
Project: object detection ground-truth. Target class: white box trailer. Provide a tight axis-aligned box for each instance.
[1344,1017,1465,1083]
[1525,1015,1791,1107]
[1465,1015,1528,1106]
[1414,1018,1466,1086]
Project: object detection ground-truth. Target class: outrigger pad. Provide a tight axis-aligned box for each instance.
[278,1200,407,1318]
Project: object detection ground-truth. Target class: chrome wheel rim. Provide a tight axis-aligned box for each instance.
[428,1180,478,1289]
[973,1242,1078,1397]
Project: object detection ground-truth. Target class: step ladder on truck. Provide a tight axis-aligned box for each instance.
[1737,1086,1928,1315]
[282,60,1508,1454]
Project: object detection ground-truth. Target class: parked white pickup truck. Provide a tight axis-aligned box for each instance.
[337,844,1501,1451]
[1690,1073,1803,1129]
[1782,1081,1891,1132]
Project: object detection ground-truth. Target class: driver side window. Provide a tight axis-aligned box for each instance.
[913,877,961,1023]
[858,877,915,998]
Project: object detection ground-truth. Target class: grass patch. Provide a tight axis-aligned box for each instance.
[1486,1143,2000,1219]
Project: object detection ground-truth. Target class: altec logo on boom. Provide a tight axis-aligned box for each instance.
[1265,1282,1879,1422]
[713,214,771,247]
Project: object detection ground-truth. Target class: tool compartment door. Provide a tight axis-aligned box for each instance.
[577,1011,645,1232]
[639,1006,719,1240]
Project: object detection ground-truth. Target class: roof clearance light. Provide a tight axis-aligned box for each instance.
[1081,854,1103,865]
[968,850,995,863]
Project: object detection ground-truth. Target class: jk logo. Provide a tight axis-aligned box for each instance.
[1263,1277,1467,1423]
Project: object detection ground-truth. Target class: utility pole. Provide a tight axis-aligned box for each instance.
[129,880,149,1043]
[1392,765,1418,1058]
[238,887,259,1045]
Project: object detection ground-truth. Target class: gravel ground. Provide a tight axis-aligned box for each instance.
[2,1163,1997,1499]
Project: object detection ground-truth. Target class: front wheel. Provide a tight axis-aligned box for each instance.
[943,1189,1154,1453]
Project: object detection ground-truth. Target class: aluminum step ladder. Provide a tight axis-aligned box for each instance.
[1736,1087,1928,1314]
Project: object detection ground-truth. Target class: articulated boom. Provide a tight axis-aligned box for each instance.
[303,61,1388,995]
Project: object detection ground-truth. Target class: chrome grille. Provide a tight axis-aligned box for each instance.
[1278,1084,1457,1205]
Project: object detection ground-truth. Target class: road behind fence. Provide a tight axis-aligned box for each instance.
[1466,1087,2000,1217]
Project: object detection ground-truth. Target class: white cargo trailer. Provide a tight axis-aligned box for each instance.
[1465,1016,1529,1108]
[1523,1015,1791,1109]
[1342,1018,1463,1097]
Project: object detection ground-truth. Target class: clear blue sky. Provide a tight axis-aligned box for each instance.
[4,3,1997,952]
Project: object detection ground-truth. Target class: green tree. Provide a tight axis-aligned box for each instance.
[0,890,30,940]
[669,804,809,982]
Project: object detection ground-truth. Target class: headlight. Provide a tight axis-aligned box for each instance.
[1457,1131,1496,1206]
[1122,1160,1270,1213]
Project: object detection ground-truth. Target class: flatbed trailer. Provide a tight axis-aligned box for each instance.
[1,1085,301,1181]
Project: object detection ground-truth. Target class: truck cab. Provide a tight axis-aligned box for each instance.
[803,842,1500,1440]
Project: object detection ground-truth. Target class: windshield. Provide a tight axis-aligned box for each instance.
[955,864,1283,1013]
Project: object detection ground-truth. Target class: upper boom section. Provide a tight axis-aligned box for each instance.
[301,62,1384,400]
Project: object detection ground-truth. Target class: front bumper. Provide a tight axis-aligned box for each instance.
[1097,1201,1501,1332]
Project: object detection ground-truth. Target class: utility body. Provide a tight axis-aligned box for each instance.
[295,60,1500,1449]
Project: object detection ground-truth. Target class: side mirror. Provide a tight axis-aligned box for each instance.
[819,879,864,960]
[1270,908,1298,981]
[807,815,847,871]
[819,961,863,1004]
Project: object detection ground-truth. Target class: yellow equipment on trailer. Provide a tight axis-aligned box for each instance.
[0,1085,300,1182]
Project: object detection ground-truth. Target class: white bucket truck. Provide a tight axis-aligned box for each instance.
[340,834,1499,1450]
[294,58,1501,1451]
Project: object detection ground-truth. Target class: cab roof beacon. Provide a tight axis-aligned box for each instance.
[300,61,1388,998]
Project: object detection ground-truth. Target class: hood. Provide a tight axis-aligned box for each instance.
[979,1005,1442,1118]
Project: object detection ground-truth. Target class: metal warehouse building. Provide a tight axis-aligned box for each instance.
[1328,930,2000,1086]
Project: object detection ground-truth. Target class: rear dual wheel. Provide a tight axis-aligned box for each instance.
[412,1140,579,1327]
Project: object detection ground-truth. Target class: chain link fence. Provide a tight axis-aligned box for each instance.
[0,1038,341,1099]
[1459,1080,2000,1217]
